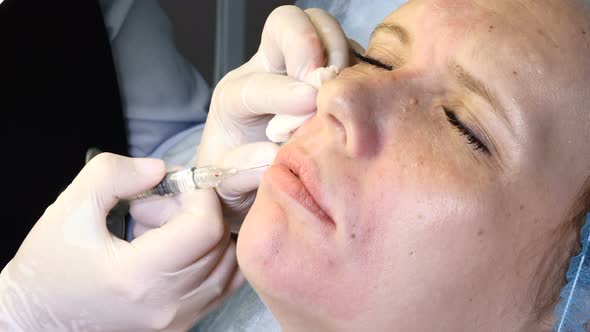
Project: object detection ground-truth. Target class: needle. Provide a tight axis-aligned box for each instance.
[236,164,270,172]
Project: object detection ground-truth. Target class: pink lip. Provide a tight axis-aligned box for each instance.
[266,145,335,227]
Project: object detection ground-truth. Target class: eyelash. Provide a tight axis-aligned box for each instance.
[443,107,489,154]
[352,50,393,71]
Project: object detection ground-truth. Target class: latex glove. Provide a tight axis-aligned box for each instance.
[197,5,349,222]
[265,65,340,143]
[0,153,242,332]
[132,145,273,235]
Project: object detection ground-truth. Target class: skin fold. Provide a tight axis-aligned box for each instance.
[236,0,590,331]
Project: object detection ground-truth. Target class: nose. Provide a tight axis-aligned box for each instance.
[316,70,398,158]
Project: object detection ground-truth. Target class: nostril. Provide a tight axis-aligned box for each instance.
[326,113,346,144]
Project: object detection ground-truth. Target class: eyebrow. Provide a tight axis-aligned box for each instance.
[371,23,411,46]
[373,23,500,113]
[449,59,495,107]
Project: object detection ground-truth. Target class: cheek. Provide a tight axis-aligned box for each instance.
[344,132,476,241]
[340,163,472,308]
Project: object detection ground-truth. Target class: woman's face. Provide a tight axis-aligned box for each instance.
[237,0,590,331]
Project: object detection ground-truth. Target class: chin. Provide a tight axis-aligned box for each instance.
[237,191,282,291]
[236,185,375,325]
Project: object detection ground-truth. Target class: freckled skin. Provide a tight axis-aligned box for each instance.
[237,1,590,331]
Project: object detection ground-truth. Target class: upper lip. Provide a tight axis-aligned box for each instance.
[273,144,335,225]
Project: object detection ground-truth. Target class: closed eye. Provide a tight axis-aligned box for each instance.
[352,50,393,71]
[444,107,490,154]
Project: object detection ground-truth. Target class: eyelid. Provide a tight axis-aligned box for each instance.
[442,106,498,155]
[352,50,393,71]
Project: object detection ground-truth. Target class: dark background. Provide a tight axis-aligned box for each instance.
[158,0,294,86]
[0,0,294,270]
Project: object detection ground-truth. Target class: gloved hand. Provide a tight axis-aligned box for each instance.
[196,5,350,225]
[0,153,242,332]
[265,64,340,143]
[134,144,282,235]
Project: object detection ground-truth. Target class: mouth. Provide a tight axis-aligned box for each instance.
[266,145,335,227]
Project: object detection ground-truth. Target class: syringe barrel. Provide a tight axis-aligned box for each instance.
[163,168,199,193]
[134,168,196,199]
[132,166,234,200]
[192,167,225,189]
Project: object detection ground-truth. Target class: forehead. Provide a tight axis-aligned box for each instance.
[380,0,589,121]
[386,0,565,62]
[388,0,589,75]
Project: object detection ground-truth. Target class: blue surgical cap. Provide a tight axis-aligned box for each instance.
[554,213,590,332]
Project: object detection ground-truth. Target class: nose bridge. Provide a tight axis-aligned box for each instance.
[316,70,421,158]
[317,75,373,122]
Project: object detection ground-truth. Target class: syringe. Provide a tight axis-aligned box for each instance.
[131,165,268,200]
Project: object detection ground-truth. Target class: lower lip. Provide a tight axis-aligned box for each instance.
[265,164,333,225]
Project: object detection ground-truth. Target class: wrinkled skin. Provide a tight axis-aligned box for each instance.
[237,0,590,331]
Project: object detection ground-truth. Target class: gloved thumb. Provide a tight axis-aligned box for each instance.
[58,153,165,215]
[215,142,279,228]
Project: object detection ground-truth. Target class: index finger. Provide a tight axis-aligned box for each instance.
[130,189,229,271]
[242,5,326,80]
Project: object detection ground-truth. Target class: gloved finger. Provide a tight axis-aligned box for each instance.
[348,38,365,55]
[304,8,349,69]
[248,5,326,80]
[129,164,197,232]
[266,65,340,143]
[182,267,245,330]
[304,64,340,89]
[224,267,246,301]
[57,153,165,216]
[348,38,367,67]
[196,269,245,323]
[168,243,243,331]
[177,241,241,312]
[219,72,317,118]
[131,222,150,239]
[130,196,181,230]
[216,142,278,231]
[169,236,232,295]
[130,188,229,271]
[266,113,314,143]
[216,142,279,201]
[181,240,237,300]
